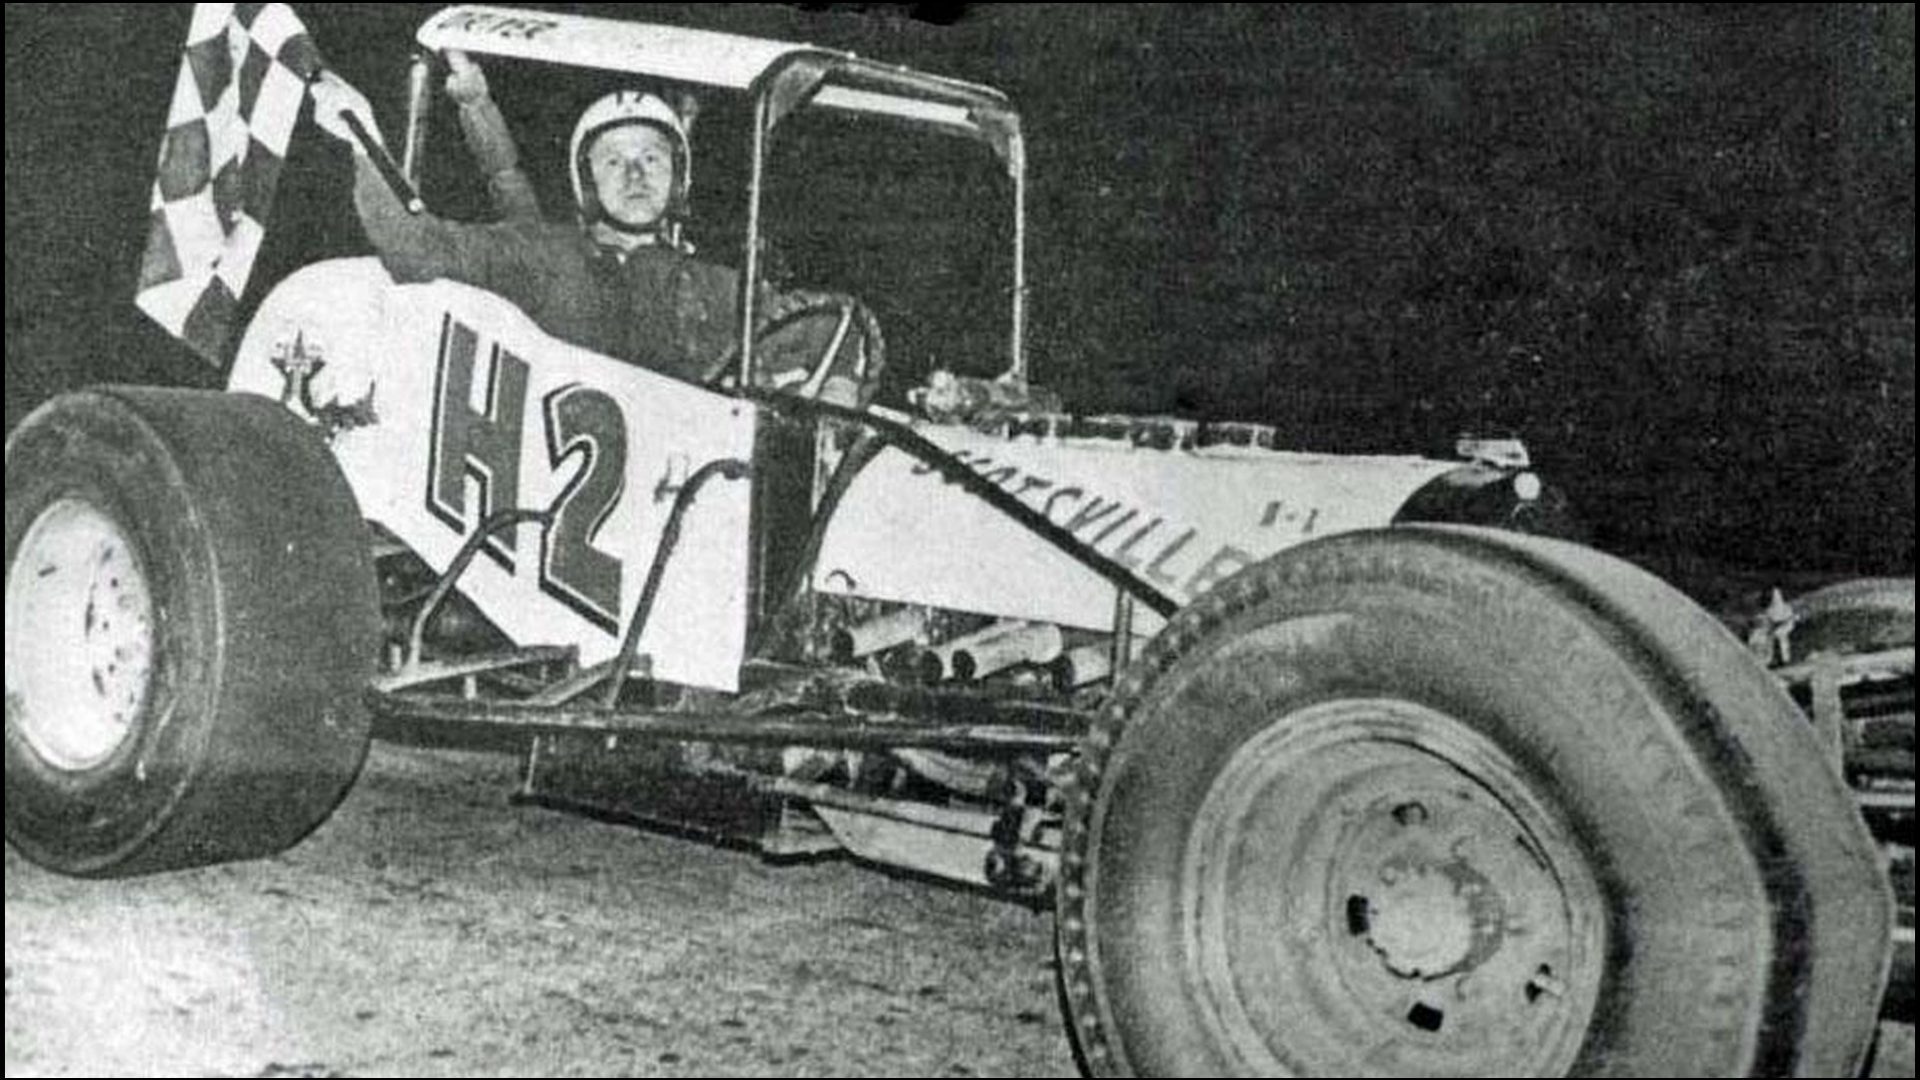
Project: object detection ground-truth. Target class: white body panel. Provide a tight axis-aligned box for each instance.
[230,259,755,691]
[812,425,1460,636]
[232,260,1461,688]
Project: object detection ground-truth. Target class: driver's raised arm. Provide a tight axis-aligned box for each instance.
[312,71,552,295]
[349,155,531,292]
[444,51,541,223]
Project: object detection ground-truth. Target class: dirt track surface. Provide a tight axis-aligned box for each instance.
[6,742,1912,1079]
[5,744,1078,1078]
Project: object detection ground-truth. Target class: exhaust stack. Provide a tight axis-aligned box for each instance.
[922,621,1065,682]
[832,609,929,662]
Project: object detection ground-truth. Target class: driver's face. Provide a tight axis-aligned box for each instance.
[588,124,676,229]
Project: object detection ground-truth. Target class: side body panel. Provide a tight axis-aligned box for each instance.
[813,426,1461,635]
[230,258,756,691]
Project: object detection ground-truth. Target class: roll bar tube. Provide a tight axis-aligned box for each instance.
[738,51,1029,394]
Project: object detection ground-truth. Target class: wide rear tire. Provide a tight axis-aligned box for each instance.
[1057,525,1890,1076]
[6,387,379,877]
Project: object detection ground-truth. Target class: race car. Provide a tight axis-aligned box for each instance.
[5,7,1905,1076]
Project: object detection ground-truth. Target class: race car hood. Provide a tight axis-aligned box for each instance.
[811,422,1463,637]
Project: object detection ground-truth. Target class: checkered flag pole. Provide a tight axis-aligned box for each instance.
[135,3,323,368]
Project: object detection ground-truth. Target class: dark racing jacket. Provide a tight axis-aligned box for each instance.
[354,157,743,385]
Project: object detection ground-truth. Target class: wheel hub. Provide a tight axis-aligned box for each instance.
[6,496,155,771]
[1187,698,1606,1076]
[1360,854,1505,979]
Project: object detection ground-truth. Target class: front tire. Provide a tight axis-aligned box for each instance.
[6,387,379,877]
[1057,525,1890,1076]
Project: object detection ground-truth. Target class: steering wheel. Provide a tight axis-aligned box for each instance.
[704,292,886,408]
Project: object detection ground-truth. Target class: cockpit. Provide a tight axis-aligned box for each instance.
[399,7,1030,410]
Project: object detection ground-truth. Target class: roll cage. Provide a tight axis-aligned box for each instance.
[401,6,1031,391]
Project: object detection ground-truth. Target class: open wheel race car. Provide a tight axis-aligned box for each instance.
[6,7,1909,1076]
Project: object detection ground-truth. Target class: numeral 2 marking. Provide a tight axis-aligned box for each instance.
[540,384,627,632]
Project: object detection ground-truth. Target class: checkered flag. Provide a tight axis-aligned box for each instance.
[135,4,323,368]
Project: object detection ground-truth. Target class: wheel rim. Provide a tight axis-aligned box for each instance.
[1184,698,1606,1077]
[6,496,156,771]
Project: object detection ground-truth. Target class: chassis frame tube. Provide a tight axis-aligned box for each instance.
[368,689,1082,754]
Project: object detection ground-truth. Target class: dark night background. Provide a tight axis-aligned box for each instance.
[5,3,1913,579]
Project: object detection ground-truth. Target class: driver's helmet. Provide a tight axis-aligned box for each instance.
[569,90,691,239]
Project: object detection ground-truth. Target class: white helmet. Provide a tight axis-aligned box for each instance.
[569,90,691,233]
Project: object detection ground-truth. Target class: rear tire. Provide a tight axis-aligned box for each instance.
[1057,525,1890,1076]
[6,387,379,877]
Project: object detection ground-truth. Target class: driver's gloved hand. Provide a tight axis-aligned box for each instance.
[445,50,491,107]
[310,72,387,154]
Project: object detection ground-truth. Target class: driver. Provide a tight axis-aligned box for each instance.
[312,61,871,404]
